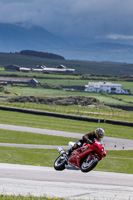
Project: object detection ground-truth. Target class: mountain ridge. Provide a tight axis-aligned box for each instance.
[1,23,133,63]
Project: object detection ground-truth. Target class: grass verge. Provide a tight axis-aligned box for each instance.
[0,147,133,174]
[0,129,77,145]
[0,147,57,167]
[0,195,61,200]
[1,101,133,122]
[0,110,133,139]
[97,150,133,174]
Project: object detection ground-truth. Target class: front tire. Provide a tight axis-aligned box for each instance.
[81,156,99,173]
[54,156,66,171]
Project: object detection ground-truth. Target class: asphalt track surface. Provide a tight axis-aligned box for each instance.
[0,163,133,200]
[0,124,133,150]
[0,124,133,199]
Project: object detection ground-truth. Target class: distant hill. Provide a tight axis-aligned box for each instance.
[1,23,133,62]
[0,23,67,52]
[72,42,133,63]
[19,50,65,60]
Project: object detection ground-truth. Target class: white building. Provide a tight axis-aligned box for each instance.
[31,64,75,73]
[85,81,126,94]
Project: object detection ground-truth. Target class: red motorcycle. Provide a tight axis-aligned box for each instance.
[54,139,106,172]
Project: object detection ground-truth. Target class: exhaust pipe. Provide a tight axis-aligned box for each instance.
[57,147,65,155]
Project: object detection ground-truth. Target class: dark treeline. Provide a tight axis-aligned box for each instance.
[19,50,65,60]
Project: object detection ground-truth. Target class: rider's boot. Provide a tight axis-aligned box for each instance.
[66,147,73,157]
[67,141,82,157]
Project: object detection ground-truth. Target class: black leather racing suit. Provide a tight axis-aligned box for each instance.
[80,131,97,144]
[70,131,97,152]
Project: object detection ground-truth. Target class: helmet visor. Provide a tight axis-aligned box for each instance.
[99,133,104,139]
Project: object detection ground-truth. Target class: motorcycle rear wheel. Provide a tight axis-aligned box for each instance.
[54,155,66,171]
[81,156,99,173]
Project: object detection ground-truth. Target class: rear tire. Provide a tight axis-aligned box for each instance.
[54,155,66,171]
[81,156,99,173]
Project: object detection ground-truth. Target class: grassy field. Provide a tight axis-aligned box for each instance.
[1,100,133,122]
[0,129,77,145]
[37,78,133,92]
[0,147,57,166]
[2,86,133,106]
[0,69,133,82]
[97,150,133,174]
[0,146,133,174]
[0,110,133,139]
[1,81,132,122]
[0,70,133,124]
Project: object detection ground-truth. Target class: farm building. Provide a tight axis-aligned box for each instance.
[32,64,75,73]
[4,64,20,71]
[5,64,75,73]
[0,77,38,87]
[5,64,31,72]
[85,81,126,94]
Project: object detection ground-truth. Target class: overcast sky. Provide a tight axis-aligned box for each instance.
[0,0,133,41]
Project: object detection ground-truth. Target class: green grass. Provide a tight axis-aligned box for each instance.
[112,94,133,103]
[0,195,60,200]
[0,146,133,174]
[2,86,133,106]
[38,78,133,92]
[1,101,133,122]
[97,150,133,174]
[0,129,77,145]
[0,110,133,139]
[0,147,57,166]
[1,92,133,122]
[0,68,119,80]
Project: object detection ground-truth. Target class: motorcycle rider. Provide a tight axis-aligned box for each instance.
[68,128,105,155]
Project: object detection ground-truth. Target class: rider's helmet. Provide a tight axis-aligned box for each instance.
[95,128,105,140]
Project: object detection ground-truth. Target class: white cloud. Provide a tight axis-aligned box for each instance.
[106,34,133,40]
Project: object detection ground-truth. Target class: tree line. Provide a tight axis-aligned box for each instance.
[19,50,65,60]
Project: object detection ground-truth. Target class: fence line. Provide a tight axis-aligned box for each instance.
[0,101,133,122]
[0,103,133,127]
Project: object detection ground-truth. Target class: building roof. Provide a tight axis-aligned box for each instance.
[0,77,38,83]
[56,64,66,69]
[86,81,122,88]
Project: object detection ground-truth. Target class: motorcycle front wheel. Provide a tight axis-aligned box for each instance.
[81,156,99,173]
[54,155,66,171]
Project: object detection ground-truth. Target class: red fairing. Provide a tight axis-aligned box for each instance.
[69,140,106,168]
